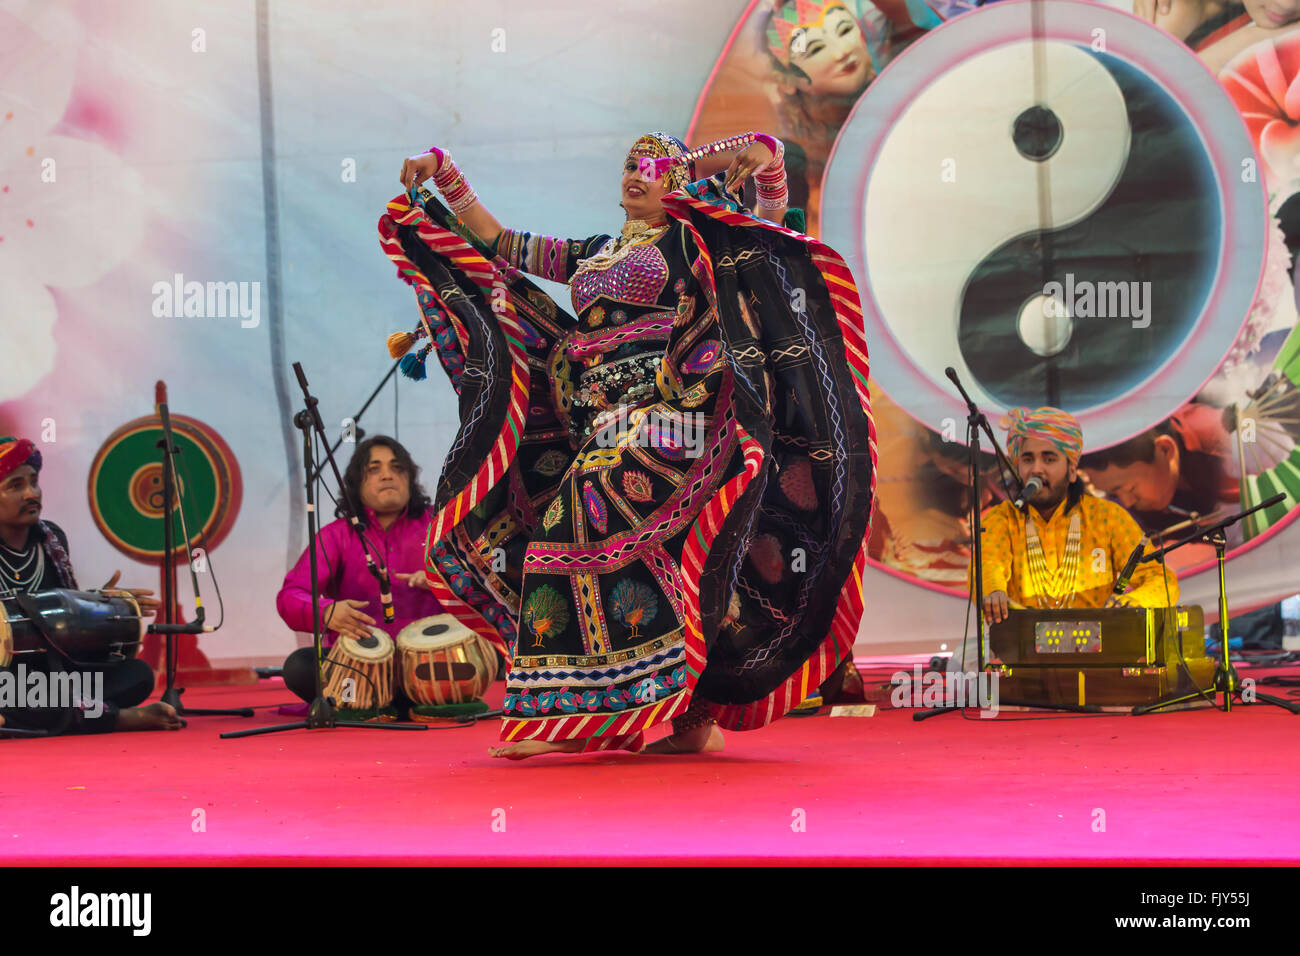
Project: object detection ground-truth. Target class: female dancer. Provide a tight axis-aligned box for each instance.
[382,130,875,758]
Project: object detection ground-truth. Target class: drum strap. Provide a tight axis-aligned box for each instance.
[37,521,78,589]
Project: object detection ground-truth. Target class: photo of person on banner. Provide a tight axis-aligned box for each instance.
[1132,0,1300,73]
[689,0,950,236]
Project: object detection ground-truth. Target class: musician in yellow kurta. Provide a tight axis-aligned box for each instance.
[978,408,1178,625]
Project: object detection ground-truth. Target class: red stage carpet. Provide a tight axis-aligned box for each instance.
[4,658,1297,866]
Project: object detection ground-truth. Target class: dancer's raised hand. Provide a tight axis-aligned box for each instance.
[400,147,448,190]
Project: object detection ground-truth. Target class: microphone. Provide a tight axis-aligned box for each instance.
[364,560,397,624]
[1014,476,1043,509]
[1112,539,1147,597]
[377,568,395,624]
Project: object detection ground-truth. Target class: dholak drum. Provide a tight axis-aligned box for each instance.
[0,589,142,669]
[321,628,395,710]
[396,615,495,706]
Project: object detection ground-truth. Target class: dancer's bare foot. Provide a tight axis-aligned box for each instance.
[489,738,584,760]
[644,723,724,754]
[116,702,186,732]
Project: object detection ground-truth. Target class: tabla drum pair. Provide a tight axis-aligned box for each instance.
[320,614,495,711]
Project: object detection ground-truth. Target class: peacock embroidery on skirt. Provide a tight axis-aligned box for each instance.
[609,579,659,641]
[523,585,569,648]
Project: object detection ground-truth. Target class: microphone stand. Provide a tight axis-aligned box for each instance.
[222,363,426,738]
[1132,493,1300,716]
[150,401,254,719]
[915,368,1096,719]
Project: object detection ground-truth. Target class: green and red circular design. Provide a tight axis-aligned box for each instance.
[88,413,241,563]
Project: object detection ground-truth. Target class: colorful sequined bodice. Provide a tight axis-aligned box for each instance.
[564,224,694,439]
[570,240,671,315]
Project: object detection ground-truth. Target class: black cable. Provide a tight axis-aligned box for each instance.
[174,442,226,630]
[318,653,387,721]
[1160,551,1223,711]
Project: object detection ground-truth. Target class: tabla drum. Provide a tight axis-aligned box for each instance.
[396,615,495,706]
[0,589,143,669]
[322,628,395,710]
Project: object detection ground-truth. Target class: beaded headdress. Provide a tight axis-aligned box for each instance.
[767,0,850,67]
[628,132,695,193]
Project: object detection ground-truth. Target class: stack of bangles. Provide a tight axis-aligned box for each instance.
[752,136,788,214]
[426,147,479,214]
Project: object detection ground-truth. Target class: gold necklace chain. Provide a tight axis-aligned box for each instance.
[1025,509,1082,609]
[575,219,669,276]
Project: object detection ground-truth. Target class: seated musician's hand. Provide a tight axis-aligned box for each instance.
[101,570,160,617]
[324,599,377,640]
[982,590,1010,625]
[396,571,429,591]
[1105,594,1130,608]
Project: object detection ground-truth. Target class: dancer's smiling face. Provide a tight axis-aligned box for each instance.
[621,155,672,223]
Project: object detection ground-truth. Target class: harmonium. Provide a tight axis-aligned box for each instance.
[987,606,1214,708]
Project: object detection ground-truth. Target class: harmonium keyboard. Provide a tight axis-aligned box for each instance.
[987,606,1214,708]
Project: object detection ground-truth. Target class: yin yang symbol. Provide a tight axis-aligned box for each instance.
[821,1,1266,449]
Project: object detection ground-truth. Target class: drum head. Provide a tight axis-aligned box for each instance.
[396,614,474,651]
[336,627,394,662]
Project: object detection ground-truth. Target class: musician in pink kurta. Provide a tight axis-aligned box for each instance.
[274,436,456,706]
[275,504,443,643]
